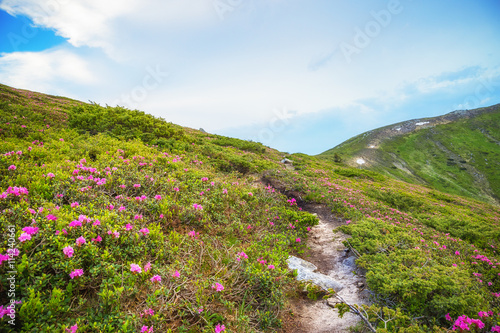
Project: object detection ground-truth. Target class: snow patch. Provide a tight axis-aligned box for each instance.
[356,158,365,165]
[415,121,429,126]
[395,127,401,131]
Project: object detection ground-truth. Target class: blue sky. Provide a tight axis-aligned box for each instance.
[1,0,499,154]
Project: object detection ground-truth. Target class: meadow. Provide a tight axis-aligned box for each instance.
[1,84,500,332]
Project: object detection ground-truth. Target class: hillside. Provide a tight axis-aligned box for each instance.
[1,84,500,332]
[320,105,500,205]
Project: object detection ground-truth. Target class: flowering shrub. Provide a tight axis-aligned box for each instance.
[1,84,499,332]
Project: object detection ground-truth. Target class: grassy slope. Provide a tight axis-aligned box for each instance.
[320,107,500,205]
[1,84,500,332]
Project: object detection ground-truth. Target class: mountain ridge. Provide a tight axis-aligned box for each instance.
[320,104,500,205]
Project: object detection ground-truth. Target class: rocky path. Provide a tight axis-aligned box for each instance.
[284,204,370,333]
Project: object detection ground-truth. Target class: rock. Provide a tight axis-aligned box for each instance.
[326,298,340,308]
[357,281,365,288]
[281,158,293,164]
[287,256,344,292]
[342,256,357,269]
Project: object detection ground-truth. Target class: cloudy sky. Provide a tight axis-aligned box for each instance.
[1,0,499,154]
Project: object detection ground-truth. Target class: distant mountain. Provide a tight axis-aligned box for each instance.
[320,104,500,204]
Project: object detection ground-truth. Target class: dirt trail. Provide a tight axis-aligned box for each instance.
[284,204,370,333]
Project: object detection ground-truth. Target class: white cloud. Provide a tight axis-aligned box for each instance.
[0,48,96,93]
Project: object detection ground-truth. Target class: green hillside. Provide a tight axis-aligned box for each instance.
[320,105,500,205]
[2,84,500,332]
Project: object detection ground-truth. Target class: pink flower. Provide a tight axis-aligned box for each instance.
[46,214,58,221]
[171,270,180,278]
[47,172,55,178]
[93,219,100,226]
[92,235,102,242]
[19,233,31,242]
[139,228,150,236]
[69,269,83,279]
[7,248,19,257]
[71,202,79,208]
[76,236,86,246]
[268,264,275,269]
[144,262,151,272]
[295,238,301,243]
[133,184,141,188]
[0,254,10,265]
[22,226,39,235]
[492,326,500,332]
[125,223,133,231]
[130,264,142,273]
[211,282,224,292]
[222,188,228,194]
[141,326,153,333]
[69,220,82,228]
[150,275,161,283]
[66,324,78,333]
[8,165,16,171]
[236,251,248,261]
[445,313,452,321]
[154,195,162,200]
[193,203,203,210]
[215,324,226,333]
[248,192,253,196]
[455,251,460,255]
[63,246,74,258]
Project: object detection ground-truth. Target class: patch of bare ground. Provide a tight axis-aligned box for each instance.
[281,203,371,333]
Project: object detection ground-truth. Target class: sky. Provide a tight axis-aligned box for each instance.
[0,0,499,155]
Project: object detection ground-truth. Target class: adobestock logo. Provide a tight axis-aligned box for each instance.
[113,65,169,110]
[339,0,408,64]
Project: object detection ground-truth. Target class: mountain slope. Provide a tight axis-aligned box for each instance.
[1,84,500,332]
[320,104,500,205]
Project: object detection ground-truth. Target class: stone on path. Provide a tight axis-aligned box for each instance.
[287,255,344,292]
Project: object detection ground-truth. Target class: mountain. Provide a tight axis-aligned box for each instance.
[1,83,500,332]
[320,104,500,205]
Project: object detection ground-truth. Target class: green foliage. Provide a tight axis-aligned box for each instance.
[1,84,500,332]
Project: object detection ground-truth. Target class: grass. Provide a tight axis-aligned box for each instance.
[320,105,500,205]
[1,84,500,332]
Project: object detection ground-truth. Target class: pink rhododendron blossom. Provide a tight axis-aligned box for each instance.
[215,324,226,333]
[155,195,162,200]
[91,235,102,242]
[211,282,224,292]
[71,202,79,208]
[125,224,133,231]
[76,237,86,246]
[69,269,83,279]
[19,233,31,242]
[296,238,301,242]
[130,264,142,273]
[151,275,161,283]
[144,262,151,272]
[69,220,82,228]
[172,270,180,278]
[66,324,78,333]
[139,228,150,236]
[63,246,74,258]
[22,226,39,235]
[8,165,16,170]
[445,313,452,321]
